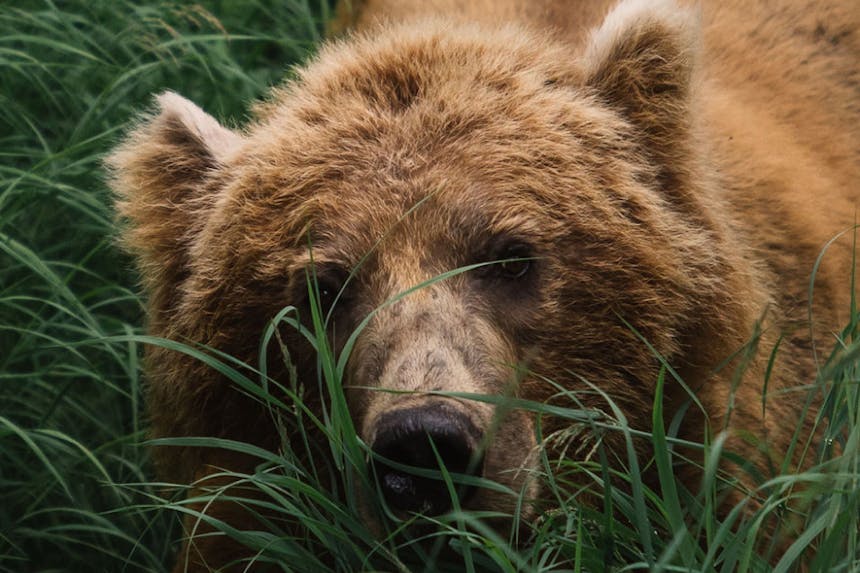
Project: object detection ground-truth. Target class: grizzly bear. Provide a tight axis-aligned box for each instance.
[108,0,859,570]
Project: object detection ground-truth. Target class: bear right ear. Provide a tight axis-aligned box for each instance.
[107,92,242,321]
[581,0,700,192]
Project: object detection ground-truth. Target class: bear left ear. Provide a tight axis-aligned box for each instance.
[107,92,243,324]
[582,0,700,180]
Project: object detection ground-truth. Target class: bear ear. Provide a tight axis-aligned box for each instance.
[107,91,242,322]
[582,0,700,182]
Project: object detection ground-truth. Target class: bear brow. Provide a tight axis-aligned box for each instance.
[290,249,353,274]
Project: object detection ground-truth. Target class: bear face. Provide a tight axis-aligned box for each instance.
[107,0,811,561]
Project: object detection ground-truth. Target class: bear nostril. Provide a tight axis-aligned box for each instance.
[371,406,483,516]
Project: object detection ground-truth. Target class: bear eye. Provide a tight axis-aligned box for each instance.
[499,256,531,279]
[316,276,340,310]
[306,266,350,314]
[492,242,534,280]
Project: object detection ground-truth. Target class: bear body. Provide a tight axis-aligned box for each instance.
[108,0,859,570]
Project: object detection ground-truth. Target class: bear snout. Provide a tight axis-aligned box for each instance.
[370,403,484,516]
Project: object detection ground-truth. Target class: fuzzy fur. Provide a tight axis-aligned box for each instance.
[108,0,859,570]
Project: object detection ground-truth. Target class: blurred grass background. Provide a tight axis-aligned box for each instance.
[0,2,331,570]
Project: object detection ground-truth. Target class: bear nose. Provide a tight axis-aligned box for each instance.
[370,405,483,516]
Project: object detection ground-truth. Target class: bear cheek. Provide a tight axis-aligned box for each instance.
[479,407,541,520]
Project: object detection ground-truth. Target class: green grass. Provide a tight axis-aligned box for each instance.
[0,1,857,572]
[0,1,330,571]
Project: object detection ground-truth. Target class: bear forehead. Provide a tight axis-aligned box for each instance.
[232,82,632,239]
[268,19,582,121]
[305,183,568,258]
[206,20,658,278]
[218,117,646,280]
[240,20,625,183]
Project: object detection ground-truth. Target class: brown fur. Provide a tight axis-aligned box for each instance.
[108,0,859,570]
